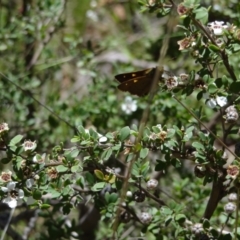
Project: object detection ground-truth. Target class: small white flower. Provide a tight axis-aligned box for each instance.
[228,193,238,202]
[1,182,24,208]
[146,179,158,190]
[165,75,178,89]
[121,96,137,115]
[216,96,227,107]
[0,123,9,134]
[22,140,37,152]
[224,202,236,214]
[191,223,203,235]
[139,212,152,224]
[207,21,228,35]
[0,171,12,182]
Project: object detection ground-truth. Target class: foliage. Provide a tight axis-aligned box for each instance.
[0,0,240,239]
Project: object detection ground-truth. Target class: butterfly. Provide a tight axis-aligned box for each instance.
[115,67,163,96]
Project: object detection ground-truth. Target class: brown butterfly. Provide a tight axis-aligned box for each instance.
[115,67,162,97]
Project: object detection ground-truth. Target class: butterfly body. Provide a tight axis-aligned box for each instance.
[115,68,157,97]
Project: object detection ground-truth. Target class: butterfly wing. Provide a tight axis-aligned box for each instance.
[115,68,156,96]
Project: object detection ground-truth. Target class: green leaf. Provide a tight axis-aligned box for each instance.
[40,204,51,209]
[105,192,118,204]
[91,182,106,191]
[155,159,167,171]
[197,91,203,101]
[101,148,113,161]
[209,44,220,52]
[193,7,208,24]
[71,136,80,143]
[33,189,42,200]
[218,233,232,240]
[140,148,149,159]
[165,215,173,226]
[202,218,210,229]
[161,206,173,215]
[126,152,134,162]
[94,170,105,180]
[171,158,181,168]
[76,176,85,189]
[192,141,205,150]
[119,126,130,141]
[71,165,80,173]
[140,161,150,176]
[48,189,61,198]
[9,135,23,146]
[16,156,23,170]
[208,83,218,94]
[175,214,186,224]
[56,165,68,173]
[70,149,79,158]
[77,125,86,135]
[229,81,240,94]
[1,158,11,164]
[62,203,72,215]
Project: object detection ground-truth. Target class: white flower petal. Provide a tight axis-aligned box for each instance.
[1,187,8,192]
[7,182,16,190]
[216,96,227,107]
[18,189,24,198]
[99,136,107,143]
[206,99,217,108]
[7,198,17,208]
[26,179,34,189]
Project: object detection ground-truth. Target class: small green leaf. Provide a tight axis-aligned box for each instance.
[193,7,208,24]
[155,159,167,171]
[229,81,240,94]
[9,135,23,146]
[171,158,181,168]
[91,182,106,191]
[70,149,80,158]
[1,158,11,164]
[165,216,173,226]
[140,148,149,159]
[101,148,113,161]
[192,141,205,150]
[197,91,203,101]
[202,218,210,229]
[94,170,105,180]
[161,206,173,215]
[175,214,186,224]
[71,165,80,173]
[71,136,80,143]
[140,161,150,176]
[209,44,220,52]
[56,165,68,173]
[41,204,51,209]
[105,192,118,204]
[62,203,72,215]
[208,83,218,94]
[33,189,42,200]
[119,126,130,141]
